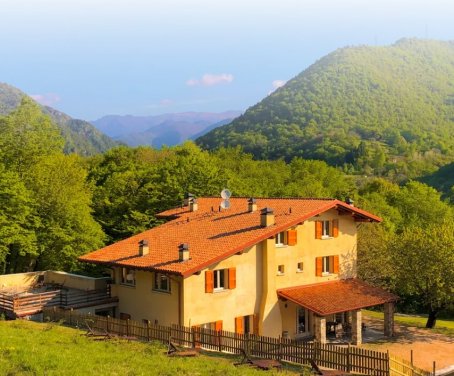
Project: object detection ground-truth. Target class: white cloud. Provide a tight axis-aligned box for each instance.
[272,80,286,89]
[186,73,234,87]
[30,93,61,106]
[268,79,287,95]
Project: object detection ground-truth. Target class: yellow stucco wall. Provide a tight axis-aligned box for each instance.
[0,271,44,290]
[182,244,262,332]
[111,269,181,325]
[45,271,108,290]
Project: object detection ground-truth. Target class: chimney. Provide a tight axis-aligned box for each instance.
[184,193,194,206]
[139,239,149,256]
[345,197,354,206]
[189,198,198,212]
[179,243,190,262]
[260,207,275,227]
[247,197,257,213]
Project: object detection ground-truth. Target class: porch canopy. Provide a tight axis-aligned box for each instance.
[277,279,398,316]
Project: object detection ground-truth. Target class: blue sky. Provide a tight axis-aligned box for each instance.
[1,0,454,120]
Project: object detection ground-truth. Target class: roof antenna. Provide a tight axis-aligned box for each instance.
[289,207,292,214]
[220,188,231,210]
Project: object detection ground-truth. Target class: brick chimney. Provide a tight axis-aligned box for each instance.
[260,207,275,227]
[179,243,190,262]
[139,239,149,256]
[248,197,257,213]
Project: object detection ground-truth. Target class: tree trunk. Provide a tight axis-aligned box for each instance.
[425,309,438,328]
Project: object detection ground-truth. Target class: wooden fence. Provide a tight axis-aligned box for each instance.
[389,355,432,376]
[42,308,433,376]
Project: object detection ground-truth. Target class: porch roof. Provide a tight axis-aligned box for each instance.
[277,279,398,316]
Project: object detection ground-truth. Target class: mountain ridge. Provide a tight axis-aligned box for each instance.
[0,82,117,156]
[197,38,454,180]
[92,111,241,147]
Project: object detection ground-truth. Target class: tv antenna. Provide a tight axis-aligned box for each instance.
[220,188,231,209]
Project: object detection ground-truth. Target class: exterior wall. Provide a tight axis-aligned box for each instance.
[45,271,108,290]
[262,209,357,338]
[0,271,44,290]
[111,269,180,325]
[182,244,262,332]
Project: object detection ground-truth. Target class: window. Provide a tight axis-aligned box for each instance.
[153,272,171,293]
[322,221,330,238]
[315,256,339,276]
[214,269,226,290]
[275,231,286,246]
[235,315,254,334]
[205,268,236,293]
[121,268,136,286]
[322,256,332,274]
[297,262,303,272]
[277,265,285,275]
[315,220,339,239]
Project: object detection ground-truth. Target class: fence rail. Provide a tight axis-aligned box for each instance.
[42,307,434,376]
[390,355,432,376]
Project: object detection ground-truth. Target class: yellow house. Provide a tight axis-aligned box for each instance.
[79,197,397,345]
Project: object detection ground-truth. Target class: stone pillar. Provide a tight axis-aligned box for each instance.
[314,315,326,344]
[351,310,362,345]
[384,302,394,337]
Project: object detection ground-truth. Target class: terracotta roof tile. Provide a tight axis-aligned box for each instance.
[79,197,381,277]
[277,279,398,315]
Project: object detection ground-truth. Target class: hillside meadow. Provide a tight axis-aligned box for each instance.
[0,320,307,375]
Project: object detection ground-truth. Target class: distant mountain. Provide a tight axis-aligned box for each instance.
[197,39,454,180]
[0,83,117,156]
[92,111,241,147]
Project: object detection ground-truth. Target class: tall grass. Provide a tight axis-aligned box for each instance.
[0,320,306,375]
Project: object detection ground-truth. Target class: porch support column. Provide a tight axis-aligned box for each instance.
[351,309,362,346]
[384,302,395,337]
[314,315,326,344]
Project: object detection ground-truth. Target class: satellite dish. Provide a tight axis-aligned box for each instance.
[220,200,230,209]
[221,189,232,199]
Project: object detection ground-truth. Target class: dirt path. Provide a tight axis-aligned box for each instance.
[361,316,454,372]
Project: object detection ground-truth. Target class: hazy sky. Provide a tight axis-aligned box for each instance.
[1,0,453,119]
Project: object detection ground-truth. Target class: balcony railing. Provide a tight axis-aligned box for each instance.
[0,285,116,318]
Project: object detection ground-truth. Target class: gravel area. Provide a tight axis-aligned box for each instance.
[361,316,454,372]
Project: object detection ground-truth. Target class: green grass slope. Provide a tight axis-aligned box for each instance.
[197,39,454,179]
[0,320,304,375]
[0,82,117,156]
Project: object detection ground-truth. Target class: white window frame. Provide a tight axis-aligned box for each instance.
[213,269,227,291]
[322,256,332,276]
[121,268,136,286]
[321,220,331,239]
[153,272,171,293]
[275,231,286,247]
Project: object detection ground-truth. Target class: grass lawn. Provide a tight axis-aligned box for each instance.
[363,309,454,336]
[0,320,308,375]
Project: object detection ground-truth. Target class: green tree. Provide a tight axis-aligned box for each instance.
[0,165,38,273]
[391,222,454,328]
[28,154,105,271]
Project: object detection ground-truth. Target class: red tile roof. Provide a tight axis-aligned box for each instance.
[79,197,381,277]
[277,279,398,316]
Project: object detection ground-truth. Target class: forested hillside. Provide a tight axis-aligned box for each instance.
[0,83,117,156]
[197,39,454,180]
